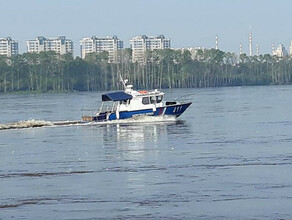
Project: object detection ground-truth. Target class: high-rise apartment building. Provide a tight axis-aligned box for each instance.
[130,35,171,63]
[0,37,19,57]
[26,36,73,55]
[80,36,123,63]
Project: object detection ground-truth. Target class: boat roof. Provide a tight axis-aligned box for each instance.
[102,91,133,102]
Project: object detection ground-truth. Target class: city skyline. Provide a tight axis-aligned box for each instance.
[1,34,292,59]
[0,33,292,59]
[0,0,292,56]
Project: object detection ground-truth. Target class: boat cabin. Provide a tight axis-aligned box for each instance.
[99,89,165,114]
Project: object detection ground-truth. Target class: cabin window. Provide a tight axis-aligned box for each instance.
[120,100,130,105]
[150,96,156,104]
[119,100,127,105]
[156,95,163,103]
[142,97,150,105]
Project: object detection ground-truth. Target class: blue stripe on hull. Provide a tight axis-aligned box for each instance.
[108,109,153,120]
[119,109,153,119]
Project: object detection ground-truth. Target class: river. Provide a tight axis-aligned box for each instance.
[0,85,292,219]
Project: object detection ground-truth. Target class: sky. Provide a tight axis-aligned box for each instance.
[0,0,291,56]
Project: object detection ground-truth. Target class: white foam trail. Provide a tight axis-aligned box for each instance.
[0,116,178,131]
[0,119,54,130]
[52,120,84,126]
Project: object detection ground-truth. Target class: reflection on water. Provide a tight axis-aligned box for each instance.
[102,122,168,146]
[98,121,190,165]
[100,120,190,150]
[115,123,162,146]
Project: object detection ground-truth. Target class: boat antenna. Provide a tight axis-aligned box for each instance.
[120,75,127,90]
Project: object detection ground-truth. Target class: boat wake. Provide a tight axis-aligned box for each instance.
[0,116,178,131]
[0,119,54,130]
[0,119,84,131]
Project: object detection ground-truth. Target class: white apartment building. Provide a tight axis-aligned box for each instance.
[183,47,205,60]
[0,37,19,57]
[80,36,123,63]
[26,36,73,55]
[130,35,171,63]
[272,44,288,57]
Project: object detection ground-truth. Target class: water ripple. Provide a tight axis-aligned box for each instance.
[0,170,94,178]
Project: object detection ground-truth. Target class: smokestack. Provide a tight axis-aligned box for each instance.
[272,43,275,54]
[249,33,253,56]
[240,43,242,55]
[215,35,218,50]
[256,44,259,56]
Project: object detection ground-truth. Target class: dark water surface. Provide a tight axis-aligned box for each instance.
[1,86,292,219]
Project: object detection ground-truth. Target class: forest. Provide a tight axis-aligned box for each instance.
[1,48,292,93]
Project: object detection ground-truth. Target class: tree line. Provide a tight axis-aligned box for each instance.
[1,48,292,93]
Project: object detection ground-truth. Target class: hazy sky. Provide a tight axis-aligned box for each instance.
[1,0,291,56]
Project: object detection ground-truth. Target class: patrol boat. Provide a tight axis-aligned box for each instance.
[82,78,192,122]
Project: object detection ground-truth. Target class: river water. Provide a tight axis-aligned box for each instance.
[0,86,292,219]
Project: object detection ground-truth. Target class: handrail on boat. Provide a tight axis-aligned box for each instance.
[82,101,118,117]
